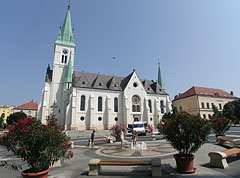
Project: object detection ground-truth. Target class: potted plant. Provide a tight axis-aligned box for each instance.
[210,116,231,141]
[109,124,126,142]
[159,111,211,173]
[0,115,73,178]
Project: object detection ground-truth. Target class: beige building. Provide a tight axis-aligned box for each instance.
[173,86,238,119]
[0,105,14,123]
[15,101,38,118]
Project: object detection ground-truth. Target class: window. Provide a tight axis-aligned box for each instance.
[207,103,210,109]
[114,97,118,112]
[132,95,140,112]
[160,100,164,114]
[133,82,138,88]
[211,103,214,108]
[148,100,152,113]
[179,106,182,112]
[80,116,84,121]
[61,49,68,64]
[80,95,85,111]
[201,102,205,108]
[219,103,222,110]
[98,96,102,111]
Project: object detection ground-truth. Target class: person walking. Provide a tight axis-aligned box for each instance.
[90,130,95,148]
[120,129,125,149]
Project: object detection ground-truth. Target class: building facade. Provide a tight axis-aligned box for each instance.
[173,86,238,119]
[38,6,172,130]
[0,105,14,124]
[15,101,38,118]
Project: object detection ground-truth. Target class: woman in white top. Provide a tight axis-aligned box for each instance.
[120,129,124,149]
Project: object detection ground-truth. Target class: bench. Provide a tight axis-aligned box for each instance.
[208,148,240,168]
[88,137,113,146]
[137,135,156,141]
[217,136,240,148]
[88,158,162,177]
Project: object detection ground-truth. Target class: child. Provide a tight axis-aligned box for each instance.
[132,131,137,146]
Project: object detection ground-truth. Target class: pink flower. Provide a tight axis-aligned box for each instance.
[6,125,11,130]
[68,150,73,158]
[19,147,25,152]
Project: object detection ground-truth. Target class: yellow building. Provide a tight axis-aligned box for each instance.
[173,86,238,119]
[0,105,14,123]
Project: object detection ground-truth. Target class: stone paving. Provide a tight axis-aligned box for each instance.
[1,130,240,177]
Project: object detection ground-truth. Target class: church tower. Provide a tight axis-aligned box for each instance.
[158,61,165,90]
[50,5,75,126]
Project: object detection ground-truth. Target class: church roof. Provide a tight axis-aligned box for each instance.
[55,5,75,47]
[16,101,38,109]
[73,71,168,95]
[174,86,238,101]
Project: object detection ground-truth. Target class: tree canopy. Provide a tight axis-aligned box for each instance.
[7,112,27,125]
[223,99,240,125]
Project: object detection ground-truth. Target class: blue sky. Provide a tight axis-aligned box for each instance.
[1,0,240,106]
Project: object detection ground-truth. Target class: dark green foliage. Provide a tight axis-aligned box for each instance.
[162,107,178,120]
[212,104,223,117]
[7,112,27,125]
[223,100,240,125]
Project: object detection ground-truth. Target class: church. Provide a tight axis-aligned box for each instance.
[37,6,172,130]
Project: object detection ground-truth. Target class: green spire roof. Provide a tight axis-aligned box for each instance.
[158,62,165,90]
[64,55,72,83]
[55,6,75,47]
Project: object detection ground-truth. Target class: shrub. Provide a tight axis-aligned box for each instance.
[159,112,211,155]
[210,117,231,136]
[109,124,126,138]
[0,115,73,173]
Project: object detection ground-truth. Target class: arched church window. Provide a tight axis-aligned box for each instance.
[132,95,140,112]
[160,100,164,114]
[98,96,102,112]
[61,49,68,64]
[80,95,85,111]
[114,97,118,112]
[148,100,152,113]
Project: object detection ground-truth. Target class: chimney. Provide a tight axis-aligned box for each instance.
[230,91,233,95]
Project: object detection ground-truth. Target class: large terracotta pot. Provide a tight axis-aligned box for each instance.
[21,168,50,178]
[115,136,121,142]
[174,154,195,173]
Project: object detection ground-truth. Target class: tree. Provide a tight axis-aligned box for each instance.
[212,104,223,117]
[0,113,4,129]
[7,112,27,125]
[162,107,178,120]
[223,100,240,126]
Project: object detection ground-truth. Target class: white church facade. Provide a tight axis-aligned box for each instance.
[38,6,172,130]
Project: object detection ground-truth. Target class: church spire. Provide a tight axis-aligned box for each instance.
[158,60,165,90]
[64,54,72,83]
[55,5,75,47]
